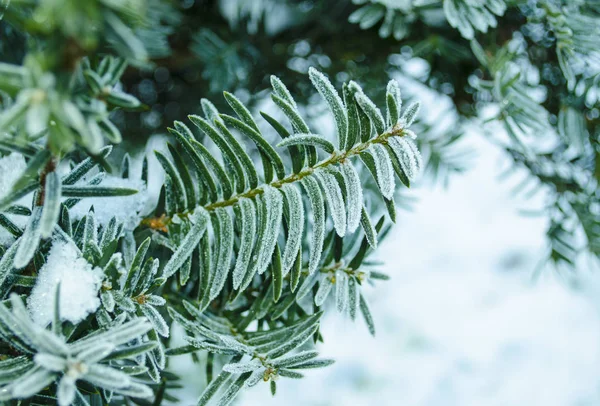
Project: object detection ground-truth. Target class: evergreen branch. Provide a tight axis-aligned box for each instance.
[156,120,410,219]
[146,69,423,315]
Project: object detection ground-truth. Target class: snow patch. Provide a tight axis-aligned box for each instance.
[27,240,103,326]
[69,175,148,230]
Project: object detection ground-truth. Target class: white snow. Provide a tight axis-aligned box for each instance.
[0,153,28,246]
[69,175,148,230]
[235,132,600,406]
[27,240,103,326]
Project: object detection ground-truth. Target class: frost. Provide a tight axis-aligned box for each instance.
[340,163,362,233]
[200,98,222,125]
[355,92,386,135]
[101,290,115,312]
[386,79,402,126]
[245,368,266,387]
[348,275,358,321]
[308,67,348,149]
[402,129,418,139]
[209,207,234,300]
[223,359,262,374]
[272,350,319,367]
[314,275,333,307]
[348,80,364,95]
[0,153,28,246]
[280,184,304,277]
[252,186,283,276]
[360,206,378,249]
[162,208,208,278]
[238,196,265,291]
[335,270,349,313]
[39,172,61,237]
[388,136,420,181]
[232,198,256,289]
[399,101,420,128]
[271,94,311,135]
[277,133,335,154]
[369,144,395,199]
[27,240,103,326]
[141,305,169,338]
[359,293,376,336]
[386,79,402,111]
[315,169,347,237]
[300,177,325,274]
[270,75,297,108]
[404,137,423,173]
[14,206,43,269]
[69,175,147,230]
[218,334,252,354]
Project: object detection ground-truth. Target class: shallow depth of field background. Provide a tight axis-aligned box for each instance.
[240,134,600,406]
[165,81,600,405]
[11,0,592,403]
[0,0,599,404]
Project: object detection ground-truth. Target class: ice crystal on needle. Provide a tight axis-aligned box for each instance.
[0,153,28,246]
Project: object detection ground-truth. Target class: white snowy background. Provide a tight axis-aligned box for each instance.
[236,134,600,406]
[168,121,600,406]
[165,68,600,405]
